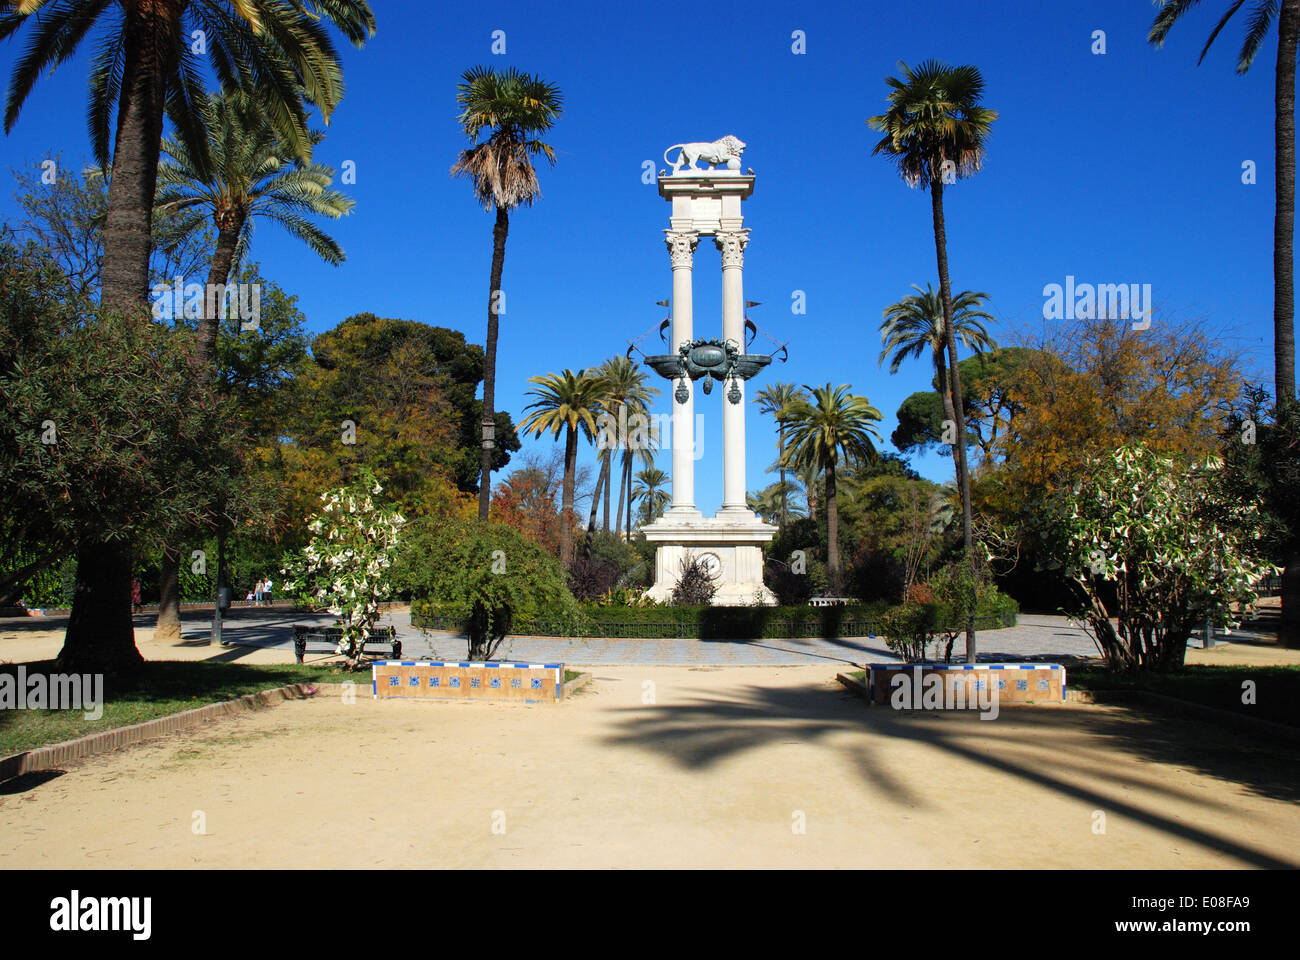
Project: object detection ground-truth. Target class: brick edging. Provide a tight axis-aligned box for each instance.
[0,682,317,782]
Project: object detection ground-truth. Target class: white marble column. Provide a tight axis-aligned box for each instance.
[717,230,749,514]
[666,231,699,514]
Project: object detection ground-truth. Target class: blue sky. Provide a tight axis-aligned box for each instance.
[0,0,1282,512]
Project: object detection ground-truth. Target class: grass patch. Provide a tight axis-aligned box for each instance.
[564,670,582,684]
[0,660,370,757]
[1067,663,1300,728]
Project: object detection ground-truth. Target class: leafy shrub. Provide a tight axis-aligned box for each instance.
[399,515,579,659]
[880,602,939,662]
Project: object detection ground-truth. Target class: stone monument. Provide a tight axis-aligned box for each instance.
[640,136,778,605]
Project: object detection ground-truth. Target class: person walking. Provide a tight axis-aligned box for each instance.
[253,578,264,606]
[131,579,143,614]
[263,577,274,607]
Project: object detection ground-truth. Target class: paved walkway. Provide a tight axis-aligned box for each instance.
[134,608,1266,666]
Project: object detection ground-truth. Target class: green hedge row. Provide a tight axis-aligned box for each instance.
[411,594,1018,641]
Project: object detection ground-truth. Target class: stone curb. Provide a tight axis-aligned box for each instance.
[0,682,316,782]
[840,671,1300,743]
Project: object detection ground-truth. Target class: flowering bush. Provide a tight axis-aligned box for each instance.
[280,471,405,669]
[1039,444,1276,672]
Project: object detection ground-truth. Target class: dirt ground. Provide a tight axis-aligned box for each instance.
[2,662,1297,869]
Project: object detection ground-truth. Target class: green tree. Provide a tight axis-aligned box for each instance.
[782,384,883,594]
[1040,444,1275,672]
[519,369,603,566]
[155,89,354,378]
[451,65,563,521]
[869,59,998,661]
[0,240,254,671]
[151,91,353,642]
[1149,0,1298,406]
[753,382,807,529]
[592,356,659,539]
[632,466,670,527]
[1,0,375,672]
[880,283,995,450]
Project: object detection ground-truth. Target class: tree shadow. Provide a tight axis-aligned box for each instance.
[598,679,1300,868]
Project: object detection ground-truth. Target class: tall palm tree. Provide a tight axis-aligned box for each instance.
[150,89,353,644]
[0,0,375,674]
[782,384,883,594]
[868,59,997,662]
[451,65,563,522]
[880,284,996,439]
[156,89,354,378]
[753,382,807,529]
[1150,0,1298,407]
[632,467,670,528]
[594,356,660,539]
[519,370,602,566]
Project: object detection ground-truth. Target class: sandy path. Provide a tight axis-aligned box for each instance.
[1,665,1296,869]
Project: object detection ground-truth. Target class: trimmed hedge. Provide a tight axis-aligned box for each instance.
[411,593,1018,641]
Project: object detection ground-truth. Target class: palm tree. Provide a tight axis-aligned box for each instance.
[594,356,660,539]
[632,467,670,528]
[868,59,997,662]
[0,1,375,674]
[519,370,602,566]
[149,89,353,645]
[747,481,806,526]
[753,382,807,529]
[880,284,996,440]
[156,89,354,378]
[1150,1,1298,407]
[782,384,883,594]
[451,66,563,522]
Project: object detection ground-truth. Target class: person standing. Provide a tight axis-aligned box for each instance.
[131,579,143,614]
[263,577,274,607]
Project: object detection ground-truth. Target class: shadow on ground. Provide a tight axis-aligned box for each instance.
[598,678,1300,868]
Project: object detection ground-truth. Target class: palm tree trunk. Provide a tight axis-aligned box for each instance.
[826,463,840,594]
[65,2,176,674]
[194,224,242,375]
[930,179,978,663]
[478,206,509,521]
[157,221,242,644]
[586,452,609,537]
[1276,0,1299,407]
[615,448,629,536]
[561,424,578,566]
[778,422,787,529]
[625,452,634,542]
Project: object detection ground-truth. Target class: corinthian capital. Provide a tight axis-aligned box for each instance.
[666,232,699,269]
[715,231,748,269]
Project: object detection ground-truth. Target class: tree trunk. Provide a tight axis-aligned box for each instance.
[154,546,183,643]
[157,221,241,644]
[194,223,242,376]
[57,540,144,674]
[73,1,176,674]
[625,452,634,542]
[826,463,840,594]
[478,206,509,520]
[561,425,578,566]
[615,448,629,536]
[1276,0,1299,407]
[930,180,978,663]
[586,452,609,537]
[778,422,787,529]
[1282,554,1300,644]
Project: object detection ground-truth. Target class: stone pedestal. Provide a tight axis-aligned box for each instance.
[641,515,777,606]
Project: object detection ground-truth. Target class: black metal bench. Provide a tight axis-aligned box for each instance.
[292,624,401,664]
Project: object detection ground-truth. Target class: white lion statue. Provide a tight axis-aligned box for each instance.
[663,136,746,174]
